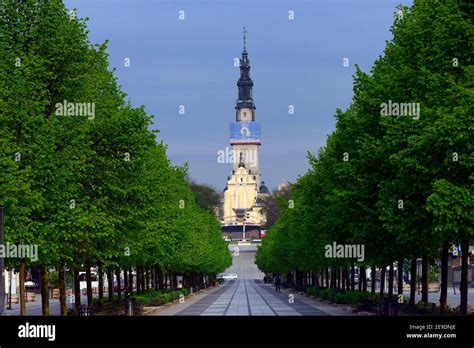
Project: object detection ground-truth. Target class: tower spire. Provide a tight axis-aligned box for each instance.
[236,27,255,117]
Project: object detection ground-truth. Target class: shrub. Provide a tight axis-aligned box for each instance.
[319,288,336,301]
[132,288,189,306]
[334,293,346,304]
[151,296,162,306]
[163,293,171,303]
[172,291,180,301]
[314,287,322,297]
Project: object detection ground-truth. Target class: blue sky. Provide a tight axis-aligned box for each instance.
[65,0,412,190]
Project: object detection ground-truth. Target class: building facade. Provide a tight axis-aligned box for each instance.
[221,31,270,240]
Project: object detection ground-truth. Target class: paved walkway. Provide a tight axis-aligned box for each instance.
[401,289,474,311]
[157,280,334,316]
[3,294,91,316]
[225,244,265,280]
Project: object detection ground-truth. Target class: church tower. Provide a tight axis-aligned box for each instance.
[221,28,270,240]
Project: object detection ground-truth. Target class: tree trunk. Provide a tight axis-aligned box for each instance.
[19,261,26,315]
[409,258,417,306]
[115,269,122,301]
[350,262,355,291]
[146,268,150,291]
[339,268,343,290]
[152,266,157,290]
[74,268,81,311]
[341,268,346,290]
[360,266,367,292]
[156,267,160,289]
[107,270,113,302]
[183,273,188,289]
[136,266,141,294]
[169,271,174,290]
[59,261,67,315]
[157,266,163,290]
[397,258,404,295]
[460,239,469,315]
[129,268,133,293]
[86,266,93,307]
[98,265,104,311]
[141,267,146,291]
[313,272,318,288]
[440,244,448,314]
[40,266,50,316]
[380,267,386,295]
[371,265,376,293]
[388,262,394,298]
[421,255,428,302]
[123,269,128,293]
[325,267,329,288]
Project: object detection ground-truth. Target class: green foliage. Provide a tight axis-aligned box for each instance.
[334,291,373,305]
[306,287,317,296]
[133,288,189,307]
[429,267,439,283]
[307,287,388,307]
[319,288,336,302]
[0,0,230,281]
[187,180,221,212]
[256,0,472,285]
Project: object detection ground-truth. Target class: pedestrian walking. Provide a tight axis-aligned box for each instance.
[274,273,281,293]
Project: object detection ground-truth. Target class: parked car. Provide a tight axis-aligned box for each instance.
[222,273,238,280]
[25,280,37,289]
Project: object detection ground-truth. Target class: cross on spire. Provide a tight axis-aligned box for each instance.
[243,26,247,52]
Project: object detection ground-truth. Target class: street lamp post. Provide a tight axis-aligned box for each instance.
[0,205,5,315]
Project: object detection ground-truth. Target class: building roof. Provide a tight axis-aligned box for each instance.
[259,181,270,194]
